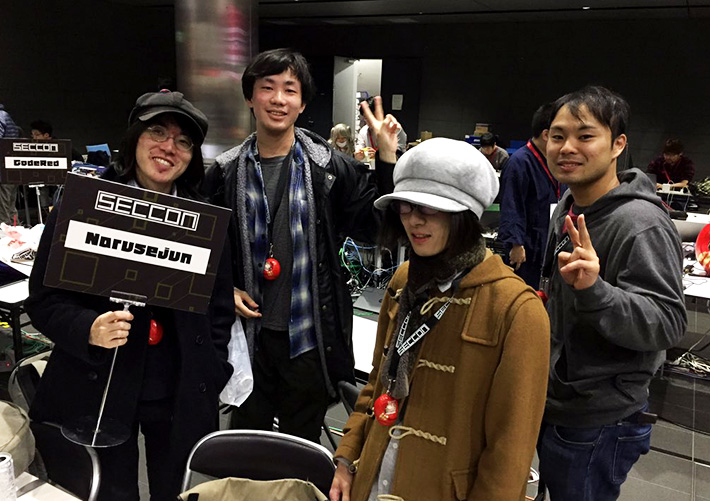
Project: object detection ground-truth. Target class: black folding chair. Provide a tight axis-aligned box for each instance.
[31,421,101,501]
[9,351,101,501]
[337,380,360,416]
[181,429,335,496]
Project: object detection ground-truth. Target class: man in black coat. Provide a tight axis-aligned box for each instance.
[26,91,235,500]
[204,48,397,442]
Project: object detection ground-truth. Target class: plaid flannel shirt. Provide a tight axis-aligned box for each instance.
[245,139,316,358]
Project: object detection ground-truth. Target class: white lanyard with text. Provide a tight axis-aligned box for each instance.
[395,298,454,357]
[376,292,456,426]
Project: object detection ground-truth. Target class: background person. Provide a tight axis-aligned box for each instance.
[0,102,20,225]
[538,86,686,500]
[328,122,356,158]
[355,96,408,160]
[330,136,549,501]
[29,119,83,214]
[25,90,235,501]
[30,119,84,162]
[479,131,509,171]
[647,137,695,189]
[498,103,563,288]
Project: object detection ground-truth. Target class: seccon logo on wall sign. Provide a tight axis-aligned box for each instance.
[44,173,232,313]
[0,138,72,184]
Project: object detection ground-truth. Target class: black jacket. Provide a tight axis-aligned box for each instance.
[203,128,393,394]
[26,167,235,474]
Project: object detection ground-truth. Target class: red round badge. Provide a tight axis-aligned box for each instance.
[149,319,163,345]
[263,257,281,280]
[374,393,399,426]
[536,290,548,305]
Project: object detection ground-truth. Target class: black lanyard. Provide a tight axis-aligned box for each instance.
[263,146,293,246]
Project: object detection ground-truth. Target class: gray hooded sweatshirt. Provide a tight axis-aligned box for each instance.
[543,168,687,427]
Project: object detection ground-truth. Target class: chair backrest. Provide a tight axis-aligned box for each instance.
[31,422,101,501]
[181,430,335,496]
[9,351,51,413]
[337,380,360,416]
[9,351,100,501]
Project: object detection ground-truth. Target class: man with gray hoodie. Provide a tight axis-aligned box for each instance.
[537,86,686,500]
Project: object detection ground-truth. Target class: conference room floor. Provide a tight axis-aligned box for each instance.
[0,318,707,500]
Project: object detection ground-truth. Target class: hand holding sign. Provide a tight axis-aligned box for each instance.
[89,310,134,349]
[557,214,600,290]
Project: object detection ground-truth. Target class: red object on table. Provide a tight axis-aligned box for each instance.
[695,224,710,272]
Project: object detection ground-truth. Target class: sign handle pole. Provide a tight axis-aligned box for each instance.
[33,185,44,225]
[91,292,147,447]
[92,340,121,447]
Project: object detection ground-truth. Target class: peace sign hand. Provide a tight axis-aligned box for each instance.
[557,214,600,290]
[360,96,400,164]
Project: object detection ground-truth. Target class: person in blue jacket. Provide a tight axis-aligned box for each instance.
[498,103,565,288]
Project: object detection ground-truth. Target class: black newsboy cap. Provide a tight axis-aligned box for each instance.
[128,90,209,144]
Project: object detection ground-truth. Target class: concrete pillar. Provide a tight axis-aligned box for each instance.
[175,0,257,160]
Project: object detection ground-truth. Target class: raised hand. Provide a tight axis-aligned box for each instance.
[557,214,600,290]
[360,96,400,164]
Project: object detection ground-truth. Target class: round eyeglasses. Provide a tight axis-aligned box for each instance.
[145,125,194,152]
[392,201,440,215]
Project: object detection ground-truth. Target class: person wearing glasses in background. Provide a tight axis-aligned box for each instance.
[25,90,235,501]
[330,136,550,500]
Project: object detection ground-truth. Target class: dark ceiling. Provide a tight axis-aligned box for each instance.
[106,0,710,24]
[258,0,710,25]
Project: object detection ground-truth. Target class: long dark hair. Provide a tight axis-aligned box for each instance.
[379,206,484,262]
[111,113,205,199]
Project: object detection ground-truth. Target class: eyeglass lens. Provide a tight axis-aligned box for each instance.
[393,201,439,215]
[147,125,193,152]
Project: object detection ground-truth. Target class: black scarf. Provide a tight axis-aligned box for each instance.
[380,241,486,399]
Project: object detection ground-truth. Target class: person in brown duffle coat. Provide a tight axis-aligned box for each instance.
[329,131,550,501]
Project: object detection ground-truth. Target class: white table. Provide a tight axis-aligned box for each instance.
[0,279,30,361]
[16,472,79,500]
[352,314,377,381]
[683,275,710,300]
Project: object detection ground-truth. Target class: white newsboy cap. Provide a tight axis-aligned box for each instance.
[374,137,499,218]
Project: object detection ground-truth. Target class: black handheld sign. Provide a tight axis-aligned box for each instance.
[43,173,232,313]
[0,138,72,184]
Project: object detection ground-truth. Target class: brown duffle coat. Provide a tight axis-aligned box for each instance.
[335,253,550,500]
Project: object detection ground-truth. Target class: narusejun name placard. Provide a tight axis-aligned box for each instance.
[44,173,231,313]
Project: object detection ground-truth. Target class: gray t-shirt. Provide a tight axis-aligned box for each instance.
[260,155,293,331]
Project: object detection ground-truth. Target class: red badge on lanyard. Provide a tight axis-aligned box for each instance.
[374,392,399,426]
[263,244,281,280]
[264,257,281,280]
[148,319,163,345]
